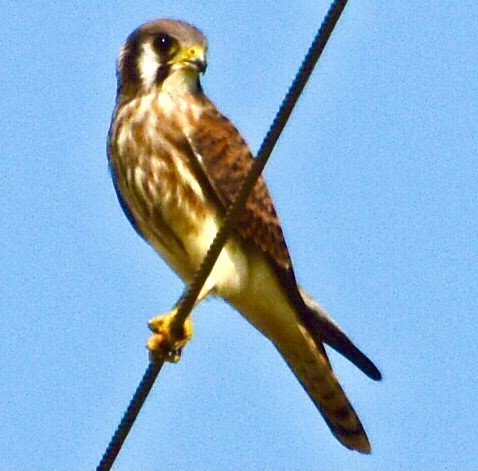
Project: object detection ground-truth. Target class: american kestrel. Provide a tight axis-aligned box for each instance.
[108,19,381,453]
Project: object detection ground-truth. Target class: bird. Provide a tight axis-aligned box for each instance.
[107,18,381,453]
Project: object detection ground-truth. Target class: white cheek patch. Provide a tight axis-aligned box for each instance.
[139,42,159,89]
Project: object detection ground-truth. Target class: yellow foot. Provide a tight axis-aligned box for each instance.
[147,308,193,363]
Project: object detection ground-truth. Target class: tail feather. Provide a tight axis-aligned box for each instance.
[298,287,382,381]
[277,323,372,453]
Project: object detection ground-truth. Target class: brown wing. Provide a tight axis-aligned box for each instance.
[187,98,292,270]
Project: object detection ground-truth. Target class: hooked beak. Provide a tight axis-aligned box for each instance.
[174,44,207,73]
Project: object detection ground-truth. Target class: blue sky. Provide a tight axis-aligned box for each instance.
[1,1,477,469]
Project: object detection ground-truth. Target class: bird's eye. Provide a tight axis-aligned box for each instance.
[153,33,176,55]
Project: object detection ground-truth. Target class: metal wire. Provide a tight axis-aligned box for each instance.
[172,0,349,330]
[97,1,348,469]
[97,362,163,471]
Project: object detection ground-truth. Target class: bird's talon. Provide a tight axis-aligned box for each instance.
[146,310,193,363]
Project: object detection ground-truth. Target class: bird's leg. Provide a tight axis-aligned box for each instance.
[147,281,214,362]
[147,304,193,363]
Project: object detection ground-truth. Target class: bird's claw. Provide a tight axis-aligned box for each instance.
[147,308,193,363]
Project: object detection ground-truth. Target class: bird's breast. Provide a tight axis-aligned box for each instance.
[110,93,234,282]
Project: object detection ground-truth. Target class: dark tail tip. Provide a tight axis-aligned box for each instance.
[320,322,382,381]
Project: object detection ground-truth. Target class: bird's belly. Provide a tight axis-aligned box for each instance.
[226,249,300,345]
[119,150,250,298]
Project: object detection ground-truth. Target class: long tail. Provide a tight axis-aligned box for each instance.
[227,264,380,452]
[276,322,372,453]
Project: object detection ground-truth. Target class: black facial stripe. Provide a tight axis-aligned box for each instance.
[155,64,170,84]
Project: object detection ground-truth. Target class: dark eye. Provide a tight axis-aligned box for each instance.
[153,33,175,55]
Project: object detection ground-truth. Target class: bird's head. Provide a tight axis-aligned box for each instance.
[116,19,208,99]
